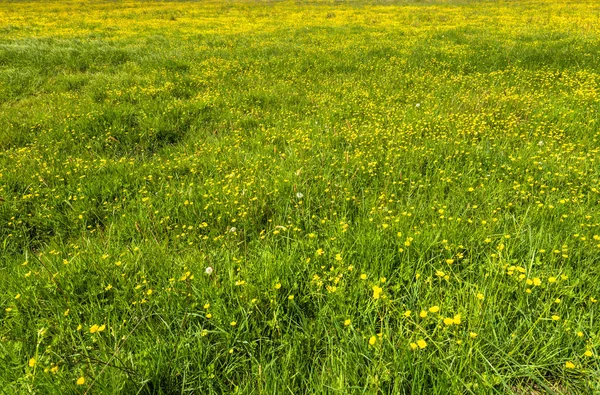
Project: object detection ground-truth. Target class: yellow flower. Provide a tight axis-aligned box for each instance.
[417,339,427,349]
[369,335,377,345]
[76,377,85,385]
[372,285,383,299]
[533,277,542,286]
[28,358,36,368]
[275,283,281,290]
[429,306,440,313]
[584,350,593,357]
[360,273,367,280]
[419,310,428,318]
[565,361,575,369]
[476,293,484,300]
[288,295,294,300]
[443,317,454,326]
[344,319,351,326]
[548,277,557,283]
[552,315,560,321]
[89,324,99,333]
[230,321,237,326]
[403,310,411,318]
[410,342,418,350]
[453,314,461,325]
[469,332,478,339]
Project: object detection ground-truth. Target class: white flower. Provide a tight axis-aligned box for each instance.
[228,227,236,233]
[538,140,544,146]
[415,103,420,107]
[296,192,304,199]
[205,267,213,275]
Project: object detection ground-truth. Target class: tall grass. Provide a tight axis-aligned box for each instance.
[1,0,599,393]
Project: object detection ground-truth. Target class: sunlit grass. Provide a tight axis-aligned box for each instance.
[1,0,599,393]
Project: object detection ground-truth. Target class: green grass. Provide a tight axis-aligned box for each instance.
[1,0,600,393]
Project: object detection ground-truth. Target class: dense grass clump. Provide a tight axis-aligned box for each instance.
[1,0,600,393]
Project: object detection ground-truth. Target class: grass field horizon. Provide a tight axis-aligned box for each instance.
[1,0,600,393]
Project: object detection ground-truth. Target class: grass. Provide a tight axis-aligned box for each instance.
[1,0,600,393]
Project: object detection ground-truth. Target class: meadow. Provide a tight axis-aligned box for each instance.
[1,0,600,393]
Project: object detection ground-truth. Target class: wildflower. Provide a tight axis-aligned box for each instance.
[344,319,351,326]
[417,339,427,349]
[548,276,557,283]
[360,273,367,280]
[469,332,478,339]
[77,377,85,385]
[419,311,428,318]
[296,192,304,199]
[429,306,440,313]
[443,317,455,326]
[230,321,237,326]
[205,267,214,275]
[403,310,411,318]
[369,336,377,345]
[565,361,575,369]
[584,350,593,357]
[533,278,542,286]
[476,293,484,300]
[372,285,383,299]
[28,358,36,368]
[552,315,560,321]
[90,324,99,333]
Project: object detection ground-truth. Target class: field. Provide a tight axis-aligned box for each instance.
[1,0,600,393]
